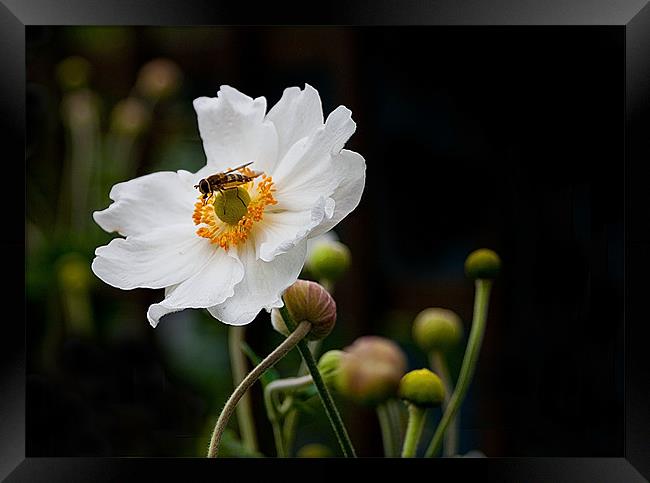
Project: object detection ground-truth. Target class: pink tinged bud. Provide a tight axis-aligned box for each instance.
[110,97,150,136]
[271,280,337,341]
[135,58,182,100]
[335,336,408,405]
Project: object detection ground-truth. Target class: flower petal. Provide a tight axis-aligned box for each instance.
[91,224,213,290]
[193,86,279,174]
[271,106,356,212]
[266,84,324,161]
[93,171,197,237]
[256,198,329,262]
[207,239,308,326]
[146,248,244,327]
[310,149,366,237]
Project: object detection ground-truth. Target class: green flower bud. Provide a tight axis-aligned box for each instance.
[398,369,445,408]
[213,187,250,225]
[57,253,91,293]
[317,350,344,387]
[110,97,150,136]
[297,443,333,458]
[335,336,407,405]
[412,308,463,353]
[135,58,182,100]
[464,248,501,280]
[56,56,91,90]
[306,240,351,282]
[271,280,337,341]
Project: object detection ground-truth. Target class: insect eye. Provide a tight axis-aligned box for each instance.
[199,179,209,193]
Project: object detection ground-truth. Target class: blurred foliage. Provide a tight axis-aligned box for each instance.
[27,27,232,457]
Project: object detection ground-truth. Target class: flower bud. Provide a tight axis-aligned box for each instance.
[57,253,92,293]
[398,369,445,408]
[135,58,182,100]
[56,56,91,90]
[110,97,150,136]
[412,308,463,353]
[213,187,250,224]
[61,89,99,126]
[306,240,351,283]
[464,248,501,280]
[317,350,344,387]
[297,443,333,458]
[335,336,407,405]
[270,280,336,341]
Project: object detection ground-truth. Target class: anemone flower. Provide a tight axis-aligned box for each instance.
[92,84,366,327]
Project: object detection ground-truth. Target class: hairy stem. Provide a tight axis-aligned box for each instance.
[228,326,258,452]
[279,304,357,457]
[208,321,311,457]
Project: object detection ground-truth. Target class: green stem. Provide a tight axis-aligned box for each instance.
[208,321,311,457]
[282,279,333,447]
[282,409,299,456]
[228,326,258,453]
[296,340,321,376]
[425,279,492,457]
[264,376,314,457]
[270,414,286,457]
[279,304,357,457]
[387,399,406,446]
[430,351,458,456]
[401,404,426,457]
[377,403,398,457]
[264,383,286,457]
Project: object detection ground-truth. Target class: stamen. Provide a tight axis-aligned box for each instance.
[192,175,277,251]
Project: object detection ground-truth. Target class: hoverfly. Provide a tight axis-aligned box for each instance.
[194,161,262,205]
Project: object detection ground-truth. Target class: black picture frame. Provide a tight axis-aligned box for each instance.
[6,0,650,480]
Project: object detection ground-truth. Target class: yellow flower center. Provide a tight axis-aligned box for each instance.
[192,170,277,251]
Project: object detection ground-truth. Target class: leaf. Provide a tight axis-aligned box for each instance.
[219,429,265,457]
[240,341,280,388]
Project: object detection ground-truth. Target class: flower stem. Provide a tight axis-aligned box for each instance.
[282,408,299,455]
[264,375,313,457]
[228,326,258,453]
[425,279,492,457]
[430,351,458,456]
[388,398,406,445]
[401,404,426,458]
[264,383,286,457]
[208,321,311,457]
[377,403,398,457]
[279,304,357,457]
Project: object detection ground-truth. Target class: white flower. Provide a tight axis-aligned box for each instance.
[92,84,366,327]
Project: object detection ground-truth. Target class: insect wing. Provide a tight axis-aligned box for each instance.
[221,161,254,175]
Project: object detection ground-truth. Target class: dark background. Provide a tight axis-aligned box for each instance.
[25,26,623,457]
